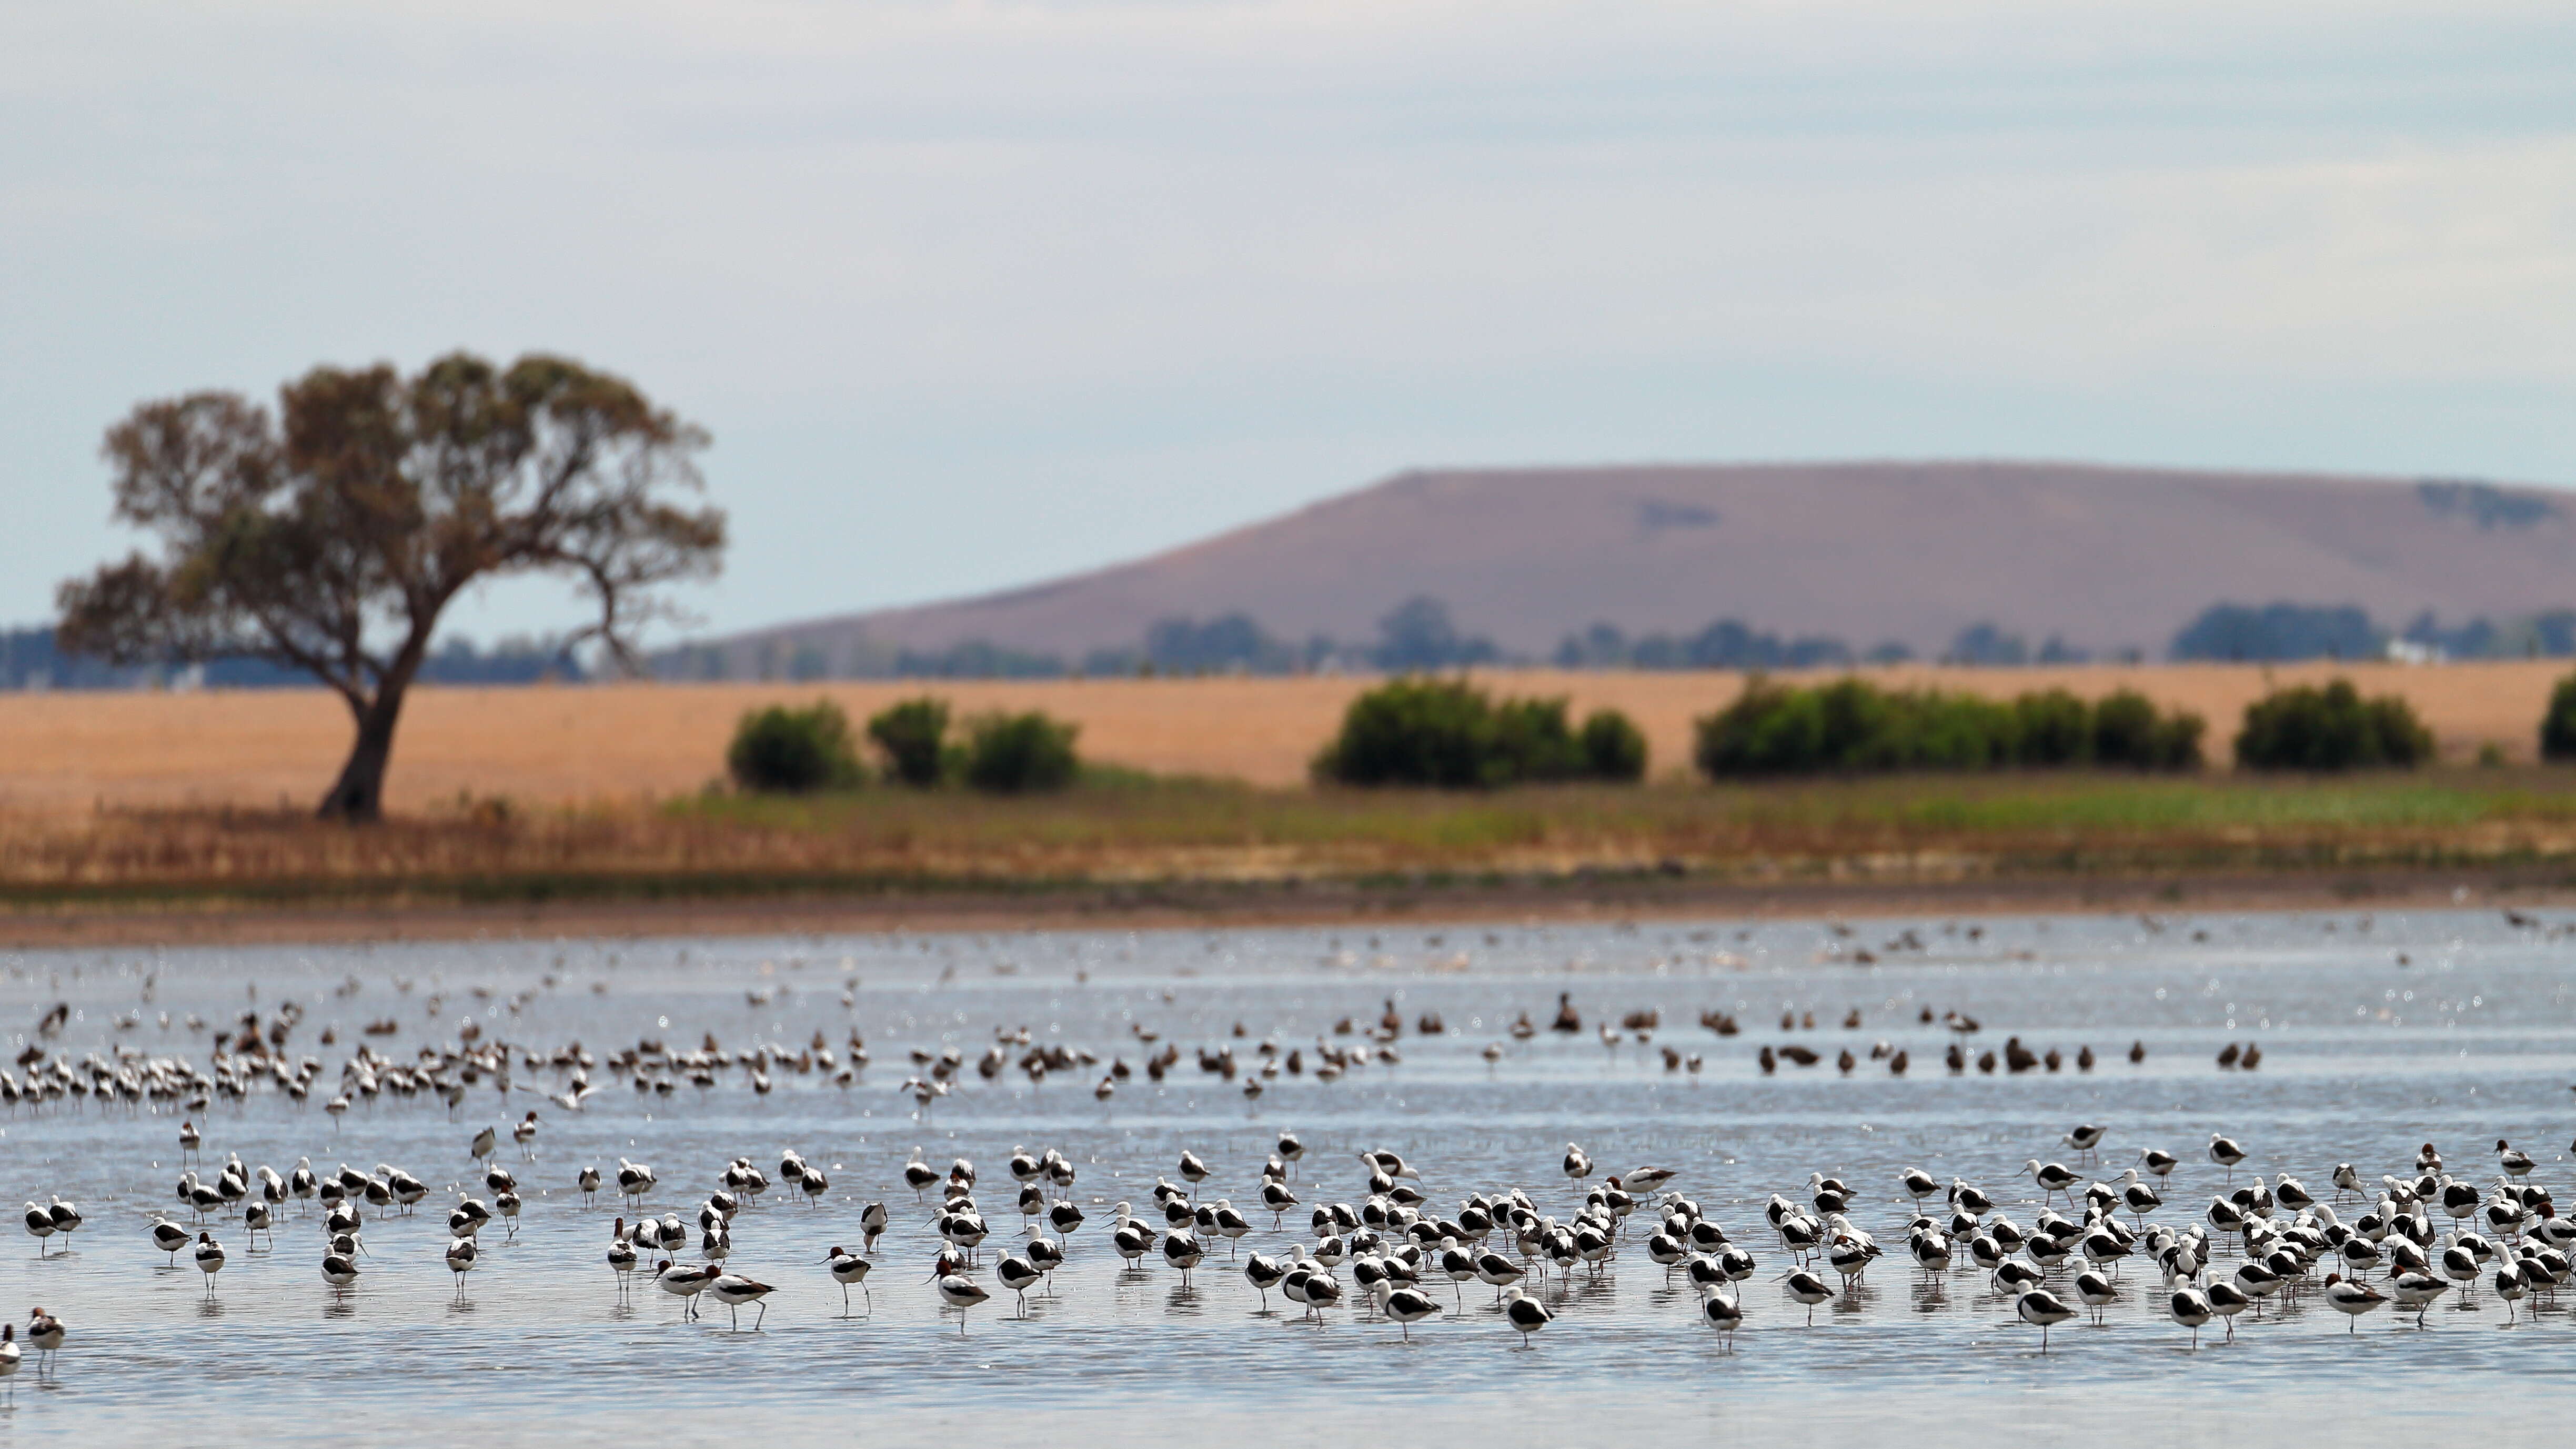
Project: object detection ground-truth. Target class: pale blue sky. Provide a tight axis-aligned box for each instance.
[5,1,2573,644]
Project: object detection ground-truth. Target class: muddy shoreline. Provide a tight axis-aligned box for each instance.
[7,862,2571,949]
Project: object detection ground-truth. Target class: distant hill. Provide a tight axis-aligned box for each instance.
[676,461,2576,676]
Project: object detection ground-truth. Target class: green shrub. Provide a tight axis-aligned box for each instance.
[2092,688,2206,770]
[2234,679,2433,770]
[1578,708,1649,781]
[867,697,951,787]
[2542,672,2576,762]
[962,710,1080,792]
[1314,678,1646,788]
[1695,678,1825,776]
[1315,678,1507,788]
[726,700,864,793]
[2013,689,2092,767]
[1695,677,2201,779]
[1492,697,1586,781]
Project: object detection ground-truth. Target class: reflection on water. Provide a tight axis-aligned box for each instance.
[2,907,2574,1445]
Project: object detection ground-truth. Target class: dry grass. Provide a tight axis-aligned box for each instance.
[10,767,2576,908]
[0,660,2568,816]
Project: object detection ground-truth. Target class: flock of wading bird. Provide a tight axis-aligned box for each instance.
[6,1113,2571,1384]
[0,972,2568,1396]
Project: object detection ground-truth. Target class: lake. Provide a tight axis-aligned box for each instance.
[2,905,2571,1445]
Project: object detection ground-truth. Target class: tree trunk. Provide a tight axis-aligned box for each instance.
[317,690,407,822]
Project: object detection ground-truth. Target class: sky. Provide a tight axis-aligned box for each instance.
[5,1,2573,647]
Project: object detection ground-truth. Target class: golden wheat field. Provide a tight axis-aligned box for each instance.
[0,659,2569,814]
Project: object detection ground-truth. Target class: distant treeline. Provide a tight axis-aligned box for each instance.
[663,602,2127,683]
[28,592,2576,691]
[2170,601,2576,663]
[0,626,584,690]
[661,596,1506,682]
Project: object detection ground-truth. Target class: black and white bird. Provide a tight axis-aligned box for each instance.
[2062,1124,2107,1161]
[444,1235,478,1292]
[2391,1269,2450,1325]
[2208,1135,2248,1180]
[826,1245,873,1314]
[193,1233,226,1296]
[2074,1269,2119,1325]
[1784,1269,1834,1324]
[2497,1140,2537,1180]
[2169,1287,2213,1349]
[2026,1160,2080,1201]
[995,1254,1042,1315]
[1243,1251,1287,1310]
[1373,1280,1442,1340]
[933,1269,991,1332]
[21,1203,54,1256]
[1698,1284,1743,1349]
[655,1261,713,1319]
[2323,1273,2387,1332]
[24,1309,63,1375]
[1561,1144,1593,1182]
[1501,1285,1551,1345]
[42,1196,80,1250]
[2013,1287,2077,1350]
[2117,1169,2163,1224]
[708,1274,776,1330]
[1162,1229,1205,1286]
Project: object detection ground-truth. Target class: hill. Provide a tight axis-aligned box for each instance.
[686,461,2576,672]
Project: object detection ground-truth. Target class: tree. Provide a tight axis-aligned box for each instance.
[2544,673,2576,763]
[1371,596,1498,670]
[57,353,722,821]
[963,711,1081,792]
[867,697,952,787]
[1315,677,1507,788]
[2234,679,2433,770]
[728,701,864,793]
[1578,709,1649,781]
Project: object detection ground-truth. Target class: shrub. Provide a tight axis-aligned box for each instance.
[1579,708,1649,781]
[726,700,863,793]
[1492,697,1586,781]
[1315,678,1500,788]
[1695,677,2202,778]
[867,697,951,787]
[962,710,1080,792]
[1315,678,1645,788]
[2234,679,2433,770]
[2091,688,2206,770]
[2542,672,2576,762]
[2013,689,2093,767]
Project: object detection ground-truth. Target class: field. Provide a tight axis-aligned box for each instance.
[3,659,2571,813]
[5,661,2576,934]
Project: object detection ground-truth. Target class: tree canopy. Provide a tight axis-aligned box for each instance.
[58,351,723,820]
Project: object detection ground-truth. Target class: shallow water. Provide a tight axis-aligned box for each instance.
[2,906,2573,1446]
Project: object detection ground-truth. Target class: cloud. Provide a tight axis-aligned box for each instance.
[4,1,2572,635]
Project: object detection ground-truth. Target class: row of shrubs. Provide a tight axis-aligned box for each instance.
[727,698,1079,794]
[1317,672,2450,786]
[1693,679,2206,776]
[730,670,2501,794]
